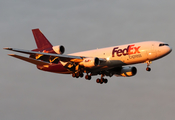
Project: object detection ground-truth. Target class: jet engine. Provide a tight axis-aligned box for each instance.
[52,45,65,54]
[110,66,137,77]
[80,57,100,68]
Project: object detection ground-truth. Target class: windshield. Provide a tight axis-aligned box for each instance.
[159,43,169,47]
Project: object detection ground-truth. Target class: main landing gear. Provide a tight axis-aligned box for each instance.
[72,72,108,84]
[96,74,108,84]
[72,72,91,80]
[72,72,84,78]
[96,78,108,84]
[146,60,152,72]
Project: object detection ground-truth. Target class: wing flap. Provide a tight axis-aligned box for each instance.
[8,54,50,65]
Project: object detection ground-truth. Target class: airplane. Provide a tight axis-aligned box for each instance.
[4,29,172,84]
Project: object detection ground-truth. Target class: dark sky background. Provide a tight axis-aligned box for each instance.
[1,0,175,120]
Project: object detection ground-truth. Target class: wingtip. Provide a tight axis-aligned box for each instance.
[3,47,12,50]
[8,54,15,56]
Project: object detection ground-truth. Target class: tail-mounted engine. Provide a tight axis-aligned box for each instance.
[110,66,137,77]
[80,57,100,68]
[52,45,65,54]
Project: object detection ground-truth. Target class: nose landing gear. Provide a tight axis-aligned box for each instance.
[146,67,151,71]
[145,60,152,72]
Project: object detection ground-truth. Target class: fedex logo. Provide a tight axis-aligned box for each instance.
[85,60,91,62]
[112,44,141,57]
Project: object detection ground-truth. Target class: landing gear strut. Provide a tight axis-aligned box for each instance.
[146,60,151,72]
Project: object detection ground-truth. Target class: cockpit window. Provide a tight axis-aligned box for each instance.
[159,43,169,47]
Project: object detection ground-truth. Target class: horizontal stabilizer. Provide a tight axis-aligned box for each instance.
[8,54,50,65]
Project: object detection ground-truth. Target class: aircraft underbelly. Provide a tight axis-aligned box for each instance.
[85,60,126,73]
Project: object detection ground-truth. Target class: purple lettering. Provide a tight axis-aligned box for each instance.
[117,49,122,57]
[112,47,119,57]
[123,45,130,56]
[112,44,141,57]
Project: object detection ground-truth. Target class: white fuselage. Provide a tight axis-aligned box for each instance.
[69,41,172,68]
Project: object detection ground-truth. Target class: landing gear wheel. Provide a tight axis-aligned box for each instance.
[96,78,100,83]
[96,78,108,84]
[85,75,89,79]
[76,75,79,78]
[85,75,91,80]
[88,76,91,80]
[79,73,84,78]
[103,79,108,84]
[146,67,151,71]
[76,72,80,78]
[72,73,76,78]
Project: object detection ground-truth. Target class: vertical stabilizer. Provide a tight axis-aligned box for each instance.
[32,29,53,50]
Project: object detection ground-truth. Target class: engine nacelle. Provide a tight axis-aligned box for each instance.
[80,57,100,68]
[111,66,137,77]
[52,45,65,54]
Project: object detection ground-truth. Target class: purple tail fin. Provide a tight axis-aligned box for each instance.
[32,29,53,51]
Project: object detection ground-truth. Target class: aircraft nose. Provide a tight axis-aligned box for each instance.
[164,46,172,56]
[157,44,172,58]
[168,46,172,53]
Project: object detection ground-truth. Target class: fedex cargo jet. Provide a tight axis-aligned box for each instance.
[4,29,172,84]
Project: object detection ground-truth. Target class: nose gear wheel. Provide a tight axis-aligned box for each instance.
[145,60,152,72]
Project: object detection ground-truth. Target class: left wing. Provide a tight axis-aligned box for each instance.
[4,47,84,63]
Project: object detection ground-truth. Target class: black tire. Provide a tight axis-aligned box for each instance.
[88,76,91,80]
[79,73,84,78]
[146,67,151,71]
[96,78,100,83]
[103,79,108,83]
[76,72,80,77]
[85,75,89,79]
[72,73,76,77]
